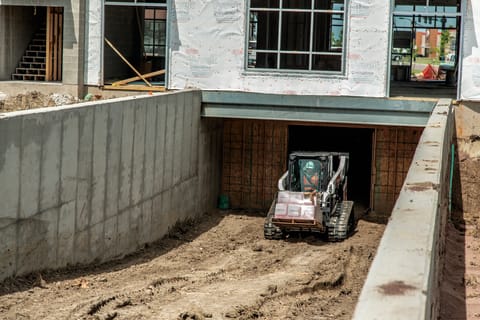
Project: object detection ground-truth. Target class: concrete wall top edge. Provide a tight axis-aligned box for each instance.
[0,89,200,120]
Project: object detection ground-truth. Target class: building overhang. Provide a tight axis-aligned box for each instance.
[201,91,436,127]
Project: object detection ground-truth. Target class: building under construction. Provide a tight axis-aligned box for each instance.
[0,0,475,215]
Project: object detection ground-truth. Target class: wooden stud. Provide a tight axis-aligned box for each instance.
[45,7,51,81]
[104,38,152,87]
[112,69,166,86]
[103,84,165,92]
[57,8,63,81]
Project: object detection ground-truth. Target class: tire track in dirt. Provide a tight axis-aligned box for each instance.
[0,211,385,320]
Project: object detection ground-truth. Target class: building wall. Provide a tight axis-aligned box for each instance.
[222,120,288,209]
[168,0,390,97]
[373,126,423,215]
[221,119,421,215]
[0,90,223,281]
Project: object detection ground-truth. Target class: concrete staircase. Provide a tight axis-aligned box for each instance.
[11,28,46,81]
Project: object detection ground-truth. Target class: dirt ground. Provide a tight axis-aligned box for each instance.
[0,91,86,112]
[0,210,385,320]
[440,156,480,319]
[440,208,480,319]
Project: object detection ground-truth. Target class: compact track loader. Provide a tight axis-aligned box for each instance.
[264,152,355,241]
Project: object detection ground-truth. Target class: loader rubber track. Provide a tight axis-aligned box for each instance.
[264,200,283,240]
[327,201,355,242]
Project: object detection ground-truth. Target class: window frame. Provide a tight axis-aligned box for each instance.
[245,0,348,75]
[144,8,167,58]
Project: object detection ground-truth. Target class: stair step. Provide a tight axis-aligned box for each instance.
[11,74,46,81]
[15,67,46,75]
[29,44,46,51]
[20,62,46,69]
[25,50,46,57]
[32,37,46,43]
[23,56,46,63]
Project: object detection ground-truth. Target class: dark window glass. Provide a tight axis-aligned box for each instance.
[247,0,345,72]
[251,0,280,8]
[251,11,279,50]
[280,54,309,70]
[315,0,344,10]
[281,12,311,51]
[254,52,278,68]
[283,0,311,9]
[312,54,341,71]
[313,13,343,52]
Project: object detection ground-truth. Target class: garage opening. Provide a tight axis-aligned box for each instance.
[288,125,373,213]
[389,0,461,99]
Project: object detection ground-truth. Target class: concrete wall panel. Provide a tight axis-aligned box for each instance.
[20,116,42,219]
[154,103,167,195]
[39,116,61,212]
[91,106,108,227]
[0,90,221,281]
[0,117,21,221]
[75,109,94,234]
[119,105,134,211]
[174,93,185,184]
[105,106,122,219]
[132,101,147,206]
[163,96,176,190]
[144,98,157,199]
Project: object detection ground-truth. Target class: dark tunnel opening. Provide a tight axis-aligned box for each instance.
[288,125,374,211]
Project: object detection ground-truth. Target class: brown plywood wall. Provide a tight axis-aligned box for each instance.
[373,126,423,215]
[222,119,288,209]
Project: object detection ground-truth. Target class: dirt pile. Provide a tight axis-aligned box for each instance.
[0,210,385,320]
[0,91,78,112]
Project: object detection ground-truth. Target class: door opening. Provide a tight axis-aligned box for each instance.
[389,0,461,98]
[288,125,374,214]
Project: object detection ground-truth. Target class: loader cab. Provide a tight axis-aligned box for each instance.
[287,152,331,192]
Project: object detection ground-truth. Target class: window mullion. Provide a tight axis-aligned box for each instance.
[277,0,283,69]
[309,0,314,70]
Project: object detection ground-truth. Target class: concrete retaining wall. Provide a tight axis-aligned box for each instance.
[0,89,223,281]
[353,99,453,320]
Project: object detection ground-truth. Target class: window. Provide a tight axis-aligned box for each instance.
[105,0,166,4]
[247,0,346,72]
[144,8,166,58]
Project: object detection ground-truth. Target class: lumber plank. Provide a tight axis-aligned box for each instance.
[46,7,52,81]
[103,84,165,92]
[112,69,165,86]
[104,38,152,87]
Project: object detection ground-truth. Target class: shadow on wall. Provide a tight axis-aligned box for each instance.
[0,211,227,297]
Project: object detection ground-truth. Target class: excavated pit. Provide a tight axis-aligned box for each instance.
[0,210,386,320]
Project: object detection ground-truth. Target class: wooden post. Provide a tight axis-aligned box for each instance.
[46,7,52,81]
